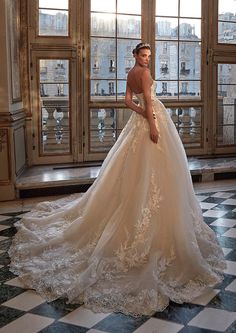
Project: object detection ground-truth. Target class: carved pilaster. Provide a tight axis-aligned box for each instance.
[0,129,8,153]
[20,0,31,115]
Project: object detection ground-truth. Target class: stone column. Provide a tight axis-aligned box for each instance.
[0,0,26,201]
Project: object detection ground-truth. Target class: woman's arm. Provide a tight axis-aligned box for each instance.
[141,69,159,144]
[125,83,146,118]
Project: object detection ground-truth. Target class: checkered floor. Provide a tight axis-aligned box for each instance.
[0,190,236,333]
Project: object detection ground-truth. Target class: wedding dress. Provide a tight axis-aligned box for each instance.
[9,82,226,317]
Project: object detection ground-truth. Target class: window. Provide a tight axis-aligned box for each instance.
[109,60,116,73]
[161,61,169,74]
[39,59,71,154]
[38,0,69,36]
[29,0,236,161]
[163,42,168,54]
[109,81,115,95]
[89,0,141,153]
[162,82,167,94]
[218,0,236,44]
[93,60,100,74]
[181,82,188,94]
[155,0,201,99]
[90,0,141,101]
[217,63,236,146]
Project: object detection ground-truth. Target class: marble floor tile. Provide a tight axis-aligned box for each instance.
[187,308,236,332]
[222,199,236,206]
[211,192,235,199]
[0,203,22,214]
[133,318,184,333]
[195,195,208,202]
[222,229,236,238]
[224,260,236,276]
[222,247,233,256]
[5,277,26,289]
[0,306,25,330]
[203,210,227,218]
[59,307,110,328]
[2,291,45,311]
[210,218,236,228]
[0,181,235,333]
[190,289,220,306]
[0,226,10,232]
[0,216,11,222]
[0,313,54,333]
[200,202,218,210]
[87,328,106,333]
[193,180,236,194]
[225,279,236,293]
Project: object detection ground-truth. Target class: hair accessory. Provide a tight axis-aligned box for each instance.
[136,43,151,50]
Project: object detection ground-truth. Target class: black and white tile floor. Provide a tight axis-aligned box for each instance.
[0,190,236,333]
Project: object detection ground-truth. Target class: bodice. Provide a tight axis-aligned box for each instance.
[134,81,157,106]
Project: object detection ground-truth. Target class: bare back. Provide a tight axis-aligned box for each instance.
[127,66,153,94]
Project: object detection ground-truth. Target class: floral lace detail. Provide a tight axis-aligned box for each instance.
[80,287,169,317]
[114,170,163,270]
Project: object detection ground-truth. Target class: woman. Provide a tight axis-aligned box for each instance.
[9,43,226,317]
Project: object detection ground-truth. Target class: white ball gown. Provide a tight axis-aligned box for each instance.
[9,82,226,317]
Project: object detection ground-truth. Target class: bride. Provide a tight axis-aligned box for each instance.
[9,42,226,317]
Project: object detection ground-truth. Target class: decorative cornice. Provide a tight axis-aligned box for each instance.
[0,109,26,125]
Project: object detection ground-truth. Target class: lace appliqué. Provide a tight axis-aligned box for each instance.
[114,170,163,270]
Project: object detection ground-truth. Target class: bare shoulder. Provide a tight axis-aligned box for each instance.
[141,67,151,79]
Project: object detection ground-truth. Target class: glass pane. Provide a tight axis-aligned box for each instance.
[177,107,202,147]
[40,83,69,97]
[218,22,236,44]
[91,0,116,13]
[155,18,178,40]
[117,39,140,79]
[117,15,141,38]
[158,107,202,147]
[39,9,68,36]
[219,0,236,21]
[90,108,116,152]
[156,81,178,98]
[39,59,70,154]
[179,42,201,80]
[180,0,201,18]
[179,81,201,98]
[91,13,116,37]
[90,130,116,151]
[90,38,116,79]
[218,85,236,142]
[217,125,236,145]
[40,59,69,83]
[39,0,68,9]
[155,42,178,80]
[218,103,236,123]
[156,0,178,17]
[117,80,127,99]
[117,0,141,14]
[179,19,201,40]
[90,108,133,152]
[218,64,236,84]
[218,85,236,99]
[90,80,116,101]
